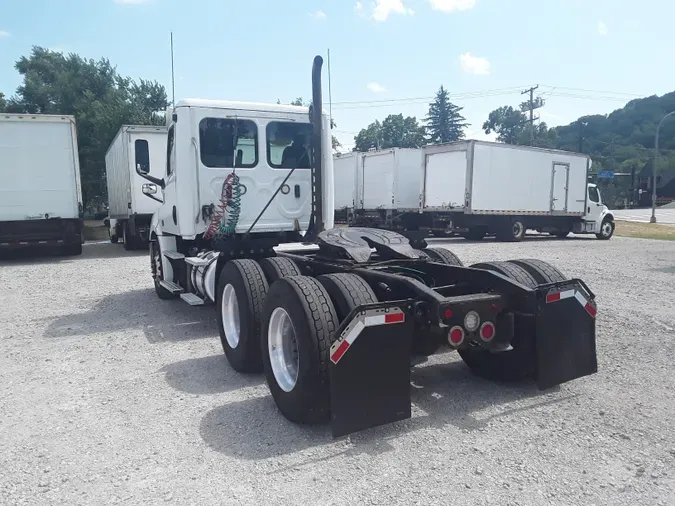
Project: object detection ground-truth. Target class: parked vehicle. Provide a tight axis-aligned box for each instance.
[333,152,359,224]
[104,125,167,249]
[419,141,615,241]
[0,114,83,255]
[135,56,598,436]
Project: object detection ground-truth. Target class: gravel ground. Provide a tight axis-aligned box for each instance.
[1,235,674,506]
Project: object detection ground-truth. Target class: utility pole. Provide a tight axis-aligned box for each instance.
[520,85,542,143]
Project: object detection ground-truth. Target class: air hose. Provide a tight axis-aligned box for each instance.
[203,172,242,240]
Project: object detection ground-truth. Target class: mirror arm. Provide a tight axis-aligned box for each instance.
[136,168,165,188]
[145,193,164,204]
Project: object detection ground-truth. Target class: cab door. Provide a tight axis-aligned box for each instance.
[585,184,604,230]
[157,124,178,234]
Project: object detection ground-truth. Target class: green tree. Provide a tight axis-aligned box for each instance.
[482,106,526,144]
[5,47,168,211]
[0,92,6,111]
[354,114,426,151]
[426,86,468,143]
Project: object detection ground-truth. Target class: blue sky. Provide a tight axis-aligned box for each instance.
[2,0,675,150]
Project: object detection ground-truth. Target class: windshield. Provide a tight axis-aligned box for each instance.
[267,122,313,169]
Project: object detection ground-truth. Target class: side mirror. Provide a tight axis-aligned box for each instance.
[142,183,158,195]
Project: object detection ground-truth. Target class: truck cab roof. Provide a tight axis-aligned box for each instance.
[175,99,310,115]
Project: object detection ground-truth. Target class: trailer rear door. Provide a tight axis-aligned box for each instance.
[422,148,467,209]
[358,150,395,210]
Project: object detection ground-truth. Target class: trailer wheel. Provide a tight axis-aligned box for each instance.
[496,218,526,242]
[424,247,464,266]
[462,228,486,241]
[259,257,301,284]
[596,218,615,240]
[471,261,538,288]
[460,261,538,381]
[508,259,567,285]
[216,260,269,373]
[261,276,338,424]
[150,241,175,300]
[316,273,377,322]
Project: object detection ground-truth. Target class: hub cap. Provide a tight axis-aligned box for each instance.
[602,221,613,237]
[268,307,299,393]
[222,284,241,349]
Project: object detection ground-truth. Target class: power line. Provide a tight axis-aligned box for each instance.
[539,85,642,98]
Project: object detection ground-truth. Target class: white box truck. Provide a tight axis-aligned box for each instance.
[351,148,422,226]
[419,141,616,241]
[104,125,167,249]
[0,114,83,255]
[333,152,360,223]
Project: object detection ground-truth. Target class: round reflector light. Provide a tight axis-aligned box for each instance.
[448,326,464,346]
[480,321,495,341]
[464,311,480,332]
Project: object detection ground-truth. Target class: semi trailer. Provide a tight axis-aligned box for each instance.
[419,141,615,241]
[104,125,168,249]
[0,114,83,255]
[137,56,598,436]
[333,152,359,224]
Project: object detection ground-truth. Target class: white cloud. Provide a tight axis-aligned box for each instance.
[354,1,365,16]
[372,0,414,22]
[459,52,490,75]
[114,0,151,4]
[597,20,608,36]
[367,82,388,93]
[310,10,327,20]
[427,0,476,13]
[0,30,10,38]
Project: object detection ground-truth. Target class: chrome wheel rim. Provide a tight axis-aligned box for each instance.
[222,284,241,349]
[268,307,299,393]
[513,222,524,238]
[602,221,613,237]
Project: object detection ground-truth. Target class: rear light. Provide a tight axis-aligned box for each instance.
[448,326,465,346]
[464,311,480,332]
[444,308,453,319]
[480,321,496,341]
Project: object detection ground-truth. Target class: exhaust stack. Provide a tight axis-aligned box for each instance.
[310,55,325,236]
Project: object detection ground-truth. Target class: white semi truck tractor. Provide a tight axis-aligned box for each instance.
[136,56,600,437]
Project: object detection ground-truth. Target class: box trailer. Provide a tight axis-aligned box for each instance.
[104,125,167,249]
[333,152,360,223]
[419,141,616,241]
[0,114,83,255]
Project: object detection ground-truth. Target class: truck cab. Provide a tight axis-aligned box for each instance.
[147,100,334,243]
[577,183,615,239]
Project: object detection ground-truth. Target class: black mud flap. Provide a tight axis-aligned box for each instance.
[329,302,414,437]
[535,281,598,390]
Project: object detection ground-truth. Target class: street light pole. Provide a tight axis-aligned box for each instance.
[651,110,675,223]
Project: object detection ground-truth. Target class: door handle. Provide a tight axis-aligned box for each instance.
[588,207,590,213]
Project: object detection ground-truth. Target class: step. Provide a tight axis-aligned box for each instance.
[163,251,185,260]
[185,256,210,267]
[159,280,184,294]
[180,293,205,306]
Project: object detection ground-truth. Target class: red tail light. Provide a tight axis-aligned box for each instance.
[448,326,465,346]
[480,321,495,342]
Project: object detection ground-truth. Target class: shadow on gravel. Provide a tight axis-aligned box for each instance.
[42,288,217,342]
[162,354,265,395]
[0,242,147,266]
[199,359,572,463]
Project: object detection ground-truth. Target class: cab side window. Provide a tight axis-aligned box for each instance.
[166,125,175,176]
[588,186,599,203]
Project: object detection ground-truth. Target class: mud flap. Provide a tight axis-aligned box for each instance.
[535,281,598,390]
[329,302,414,437]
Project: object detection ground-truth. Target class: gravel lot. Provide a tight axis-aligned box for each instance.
[1,235,674,505]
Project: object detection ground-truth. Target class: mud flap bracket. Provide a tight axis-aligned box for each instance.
[329,302,414,437]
